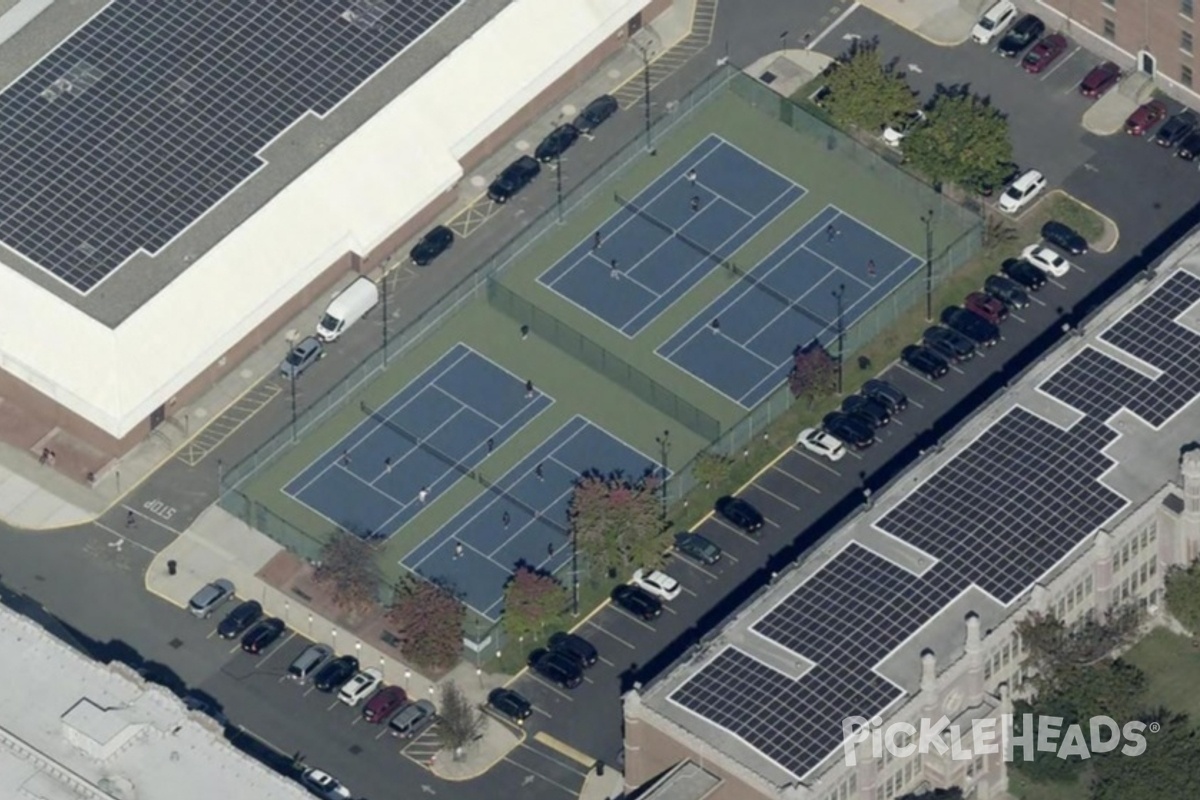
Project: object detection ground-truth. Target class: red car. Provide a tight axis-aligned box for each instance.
[964,292,1008,325]
[1021,34,1068,74]
[1080,61,1121,98]
[1125,99,1168,135]
[362,686,407,723]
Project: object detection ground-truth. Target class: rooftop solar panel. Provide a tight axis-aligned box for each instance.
[0,0,460,293]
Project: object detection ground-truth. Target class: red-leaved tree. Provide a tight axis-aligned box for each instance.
[789,340,837,398]
[502,566,569,645]
[568,471,663,581]
[388,579,465,673]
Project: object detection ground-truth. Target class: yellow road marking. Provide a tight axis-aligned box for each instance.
[533,731,595,768]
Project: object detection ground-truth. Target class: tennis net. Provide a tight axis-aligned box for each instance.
[721,261,835,333]
[614,192,732,270]
[359,400,568,534]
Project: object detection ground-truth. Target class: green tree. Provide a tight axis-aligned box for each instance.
[693,451,734,489]
[436,681,487,761]
[904,91,1013,193]
[568,472,663,581]
[1091,711,1200,800]
[1009,698,1090,785]
[502,566,569,646]
[313,532,379,617]
[821,40,917,131]
[788,340,837,399]
[388,578,465,673]
[1017,607,1141,697]
[1164,562,1200,634]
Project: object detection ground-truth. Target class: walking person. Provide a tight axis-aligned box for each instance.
[826,224,837,242]
[690,195,701,213]
[867,259,876,278]
[126,510,136,529]
[340,450,351,467]
[487,437,495,453]
[454,541,464,560]
[418,486,429,504]
[610,258,620,280]
[710,317,721,335]
[384,456,392,473]
[525,379,535,399]
[502,510,511,529]
[592,230,602,251]
[535,463,544,481]
[547,542,555,557]
[686,168,698,186]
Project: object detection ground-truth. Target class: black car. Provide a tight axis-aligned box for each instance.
[714,496,764,534]
[1155,111,1199,147]
[923,325,977,363]
[573,94,619,133]
[997,15,1044,57]
[548,631,598,668]
[984,274,1030,310]
[842,394,891,428]
[822,412,875,450]
[1041,221,1088,255]
[901,344,950,380]
[409,225,454,266]
[487,687,533,723]
[1001,258,1047,290]
[673,531,721,565]
[487,155,541,203]
[862,379,907,413]
[314,656,360,693]
[241,618,286,655]
[940,307,1000,347]
[612,585,664,620]
[217,600,262,640]
[527,648,584,689]
[535,124,581,163]
[1177,130,1200,161]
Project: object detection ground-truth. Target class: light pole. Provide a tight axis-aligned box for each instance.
[655,430,671,520]
[555,151,564,224]
[571,521,580,617]
[921,209,934,322]
[632,41,655,154]
[832,283,846,395]
[381,269,391,365]
[289,377,298,443]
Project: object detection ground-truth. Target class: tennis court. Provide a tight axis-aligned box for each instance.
[282,343,552,538]
[536,134,805,337]
[402,415,666,620]
[658,205,922,408]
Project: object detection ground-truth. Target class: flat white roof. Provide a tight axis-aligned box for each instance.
[0,0,649,438]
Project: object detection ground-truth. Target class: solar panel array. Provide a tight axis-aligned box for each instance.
[670,269,1200,781]
[0,0,459,292]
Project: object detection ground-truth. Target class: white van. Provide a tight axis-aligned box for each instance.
[972,0,1017,45]
[316,277,379,342]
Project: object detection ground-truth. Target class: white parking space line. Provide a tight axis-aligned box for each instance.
[667,553,722,577]
[1009,312,1027,323]
[598,656,616,667]
[607,606,659,631]
[526,674,575,702]
[502,757,579,797]
[772,464,823,494]
[92,521,160,555]
[754,484,801,509]
[786,449,841,476]
[586,619,636,649]
[681,585,699,598]
[327,698,342,711]
[1030,294,1048,306]
[519,742,591,778]
[710,516,760,543]
[897,365,946,391]
[1044,46,1081,81]
[374,726,391,740]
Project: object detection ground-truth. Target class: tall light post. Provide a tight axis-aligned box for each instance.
[921,209,935,322]
[555,151,564,224]
[289,376,298,443]
[832,283,846,395]
[571,521,580,617]
[632,40,655,154]
[655,430,671,520]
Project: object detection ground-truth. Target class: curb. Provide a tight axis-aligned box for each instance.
[427,726,526,781]
[1043,189,1120,254]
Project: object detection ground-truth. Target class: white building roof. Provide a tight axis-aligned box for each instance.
[0,0,649,438]
[0,604,310,800]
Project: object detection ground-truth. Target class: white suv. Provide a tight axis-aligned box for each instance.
[998,169,1046,214]
[337,667,383,706]
[972,0,1017,45]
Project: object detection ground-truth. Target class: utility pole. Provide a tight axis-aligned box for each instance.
[289,376,298,443]
[832,283,846,395]
[381,268,391,366]
[632,40,655,154]
[571,522,579,616]
[555,151,564,224]
[921,209,935,322]
[655,430,671,520]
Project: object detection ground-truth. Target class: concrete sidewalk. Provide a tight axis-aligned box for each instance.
[856,0,988,48]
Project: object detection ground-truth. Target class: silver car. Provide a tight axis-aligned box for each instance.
[280,336,324,380]
[188,579,234,618]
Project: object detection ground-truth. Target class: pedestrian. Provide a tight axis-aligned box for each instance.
[525,379,534,399]
[502,510,511,528]
[547,542,555,557]
[340,450,351,467]
[126,510,136,529]
[610,258,620,280]
[867,259,876,278]
[384,456,393,473]
[454,541,464,559]
[690,195,701,213]
[710,317,721,334]
[593,230,602,250]
[826,224,837,242]
[418,486,429,504]
[47,450,56,467]
[520,324,529,341]
[487,437,495,453]
[686,168,698,186]
[38,447,49,466]
[535,463,544,481]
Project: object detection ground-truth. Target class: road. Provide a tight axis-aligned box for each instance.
[3,3,1200,799]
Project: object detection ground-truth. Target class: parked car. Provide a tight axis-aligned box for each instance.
[841,394,891,428]
[822,411,875,450]
[1125,99,1168,136]
[901,345,950,380]
[1021,244,1071,278]
[1079,61,1121,98]
[630,568,682,601]
[997,14,1044,57]
[527,648,584,689]
[862,379,907,413]
[612,584,664,620]
[714,496,764,534]
[882,110,925,147]
[314,656,360,693]
[923,325,977,363]
[796,428,846,461]
[998,169,1045,213]
[288,644,333,683]
[941,306,1000,347]
[971,0,1017,45]
[188,579,235,618]
[389,699,437,739]
[1021,33,1067,74]
[301,768,352,800]
[573,94,619,133]
[280,336,324,380]
[548,631,599,668]
[362,686,407,723]
[217,600,262,639]
[1041,220,1088,255]
[985,274,1030,309]
[535,124,581,163]
[337,668,383,707]
[487,687,533,723]
[1001,258,1047,290]
[673,531,721,565]
[1155,111,1199,147]
[964,291,1009,324]
[240,618,286,655]
[1177,131,1200,161]
[409,225,454,266]
[487,155,541,203]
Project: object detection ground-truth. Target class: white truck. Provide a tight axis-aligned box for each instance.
[316,277,379,342]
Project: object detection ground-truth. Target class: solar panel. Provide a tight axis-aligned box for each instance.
[0,0,460,292]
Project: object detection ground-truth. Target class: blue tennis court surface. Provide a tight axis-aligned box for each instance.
[283,344,552,537]
[658,205,921,408]
[537,134,805,336]
[404,415,666,621]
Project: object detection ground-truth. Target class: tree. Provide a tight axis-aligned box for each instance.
[436,681,487,761]
[568,471,663,581]
[1091,711,1200,800]
[821,40,917,131]
[788,340,837,398]
[312,532,379,617]
[388,579,465,672]
[502,566,569,645]
[1164,562,1200,634]
[1016,607,1141,697]
[904,90,1013,193]
[693,451,734,489]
